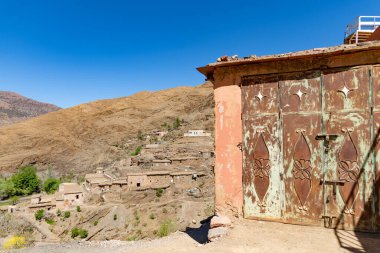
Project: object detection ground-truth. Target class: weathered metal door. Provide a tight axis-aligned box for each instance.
[280,72,324,226]
[242,65,379,231]
[322,67,373,230]
[242,76,283,220]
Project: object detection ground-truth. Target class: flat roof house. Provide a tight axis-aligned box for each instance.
[56,183,83,209]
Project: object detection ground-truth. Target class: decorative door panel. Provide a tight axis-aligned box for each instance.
[322,67,373,230]
[282,115,323,225]
[280,71,321,113]
[241,80,278,115]
[280,72,324,225]
[242,116,282,219]
[323,67,370,112]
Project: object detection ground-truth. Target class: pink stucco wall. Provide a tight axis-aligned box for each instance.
[214,85,243,216]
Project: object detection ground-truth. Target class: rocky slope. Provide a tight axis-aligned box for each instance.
[0,83,214,176]
[0,91,60,127]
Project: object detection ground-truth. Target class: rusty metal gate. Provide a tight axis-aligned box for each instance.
[241,65,380,231]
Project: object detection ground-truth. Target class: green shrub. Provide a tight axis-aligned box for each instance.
[71,228,80,238]
[71,228,88,239]
[131,146,142,156]
[172,117,181,129]
[45,218,55,225]
[0,179,17,200]
[93,220,98,226]
[158,220,173,237]
[64,211,71,219]
[149,213,155,220]
[35,209,45,221]
[113,214,117,220]
[56,209,62,217]
[76,206,81,212]
[43,178,60,194]
[156,188,164,197]
[11,166,40,196]
[79,229,88,238]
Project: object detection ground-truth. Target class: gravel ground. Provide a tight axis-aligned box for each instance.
[5,219,380,253]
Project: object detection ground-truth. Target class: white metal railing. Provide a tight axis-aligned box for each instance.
[345,16,380,43]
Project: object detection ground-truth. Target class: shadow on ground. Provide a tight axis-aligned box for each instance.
[335,230,380,253]
[184,216,212,244]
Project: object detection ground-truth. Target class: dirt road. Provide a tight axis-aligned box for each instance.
[12,219,380,253]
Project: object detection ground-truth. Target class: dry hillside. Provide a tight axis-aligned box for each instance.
[0,83,214,176]
[0,91,60,127]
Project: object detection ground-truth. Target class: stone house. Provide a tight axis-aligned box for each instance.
[145,144,160,149]
[111,178,128,192]
[146,171,171,189]
[198,41,380,231]
[152,159,171,167]
[199,150,214,159]
[30,194,42,204]
[127,173,149,189]
[151,130,168,138]
[85,172,112,191]
[28,196,56,212]
[7,205,19,213]
[170,157,198,166]
[170,171,199,187]
[98,182,112,192]
[56,183,83,209]
[183,130,211,137]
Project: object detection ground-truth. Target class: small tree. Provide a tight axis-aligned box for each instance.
[56,209,62,217]
[11,166,40,195]
[35,209,45,221]
[64,211,71,219]
[43,178,60,194]
[76,206,81,212]
[0,179,17,200]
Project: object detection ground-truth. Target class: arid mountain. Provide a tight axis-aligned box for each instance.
[0,91,61,127]
[0,83,214,175]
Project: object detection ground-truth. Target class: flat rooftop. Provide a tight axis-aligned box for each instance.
[197,41,380,77]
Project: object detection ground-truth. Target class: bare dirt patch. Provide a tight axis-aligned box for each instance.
[14,219,380,253]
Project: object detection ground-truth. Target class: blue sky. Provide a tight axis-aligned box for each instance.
[0,0,379,108]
